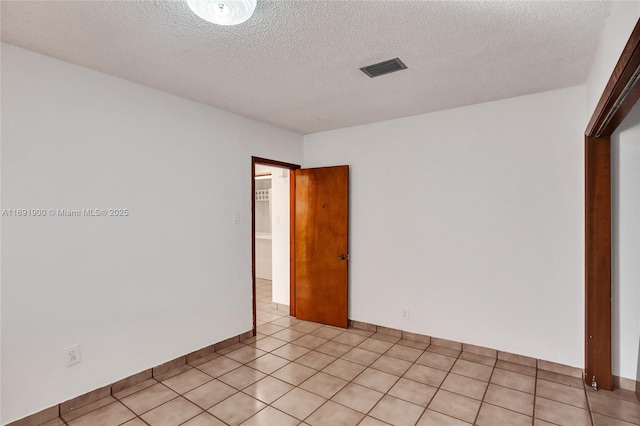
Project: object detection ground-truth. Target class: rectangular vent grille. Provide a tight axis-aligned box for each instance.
[360,58,407,78]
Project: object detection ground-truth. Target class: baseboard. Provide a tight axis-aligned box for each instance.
[349,318,581,376]
[7,329,253,426]
[613,375,640,393]
[271,302,290,312]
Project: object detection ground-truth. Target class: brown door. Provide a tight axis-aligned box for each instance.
[292,165,349,328]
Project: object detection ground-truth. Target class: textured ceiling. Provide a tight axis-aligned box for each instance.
[1,1,611,134]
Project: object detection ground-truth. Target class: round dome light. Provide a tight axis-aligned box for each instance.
[185,0,257,26]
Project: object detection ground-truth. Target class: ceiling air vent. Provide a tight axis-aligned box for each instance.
[360,57,407,78]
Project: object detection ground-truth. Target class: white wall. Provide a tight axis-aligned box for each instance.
[585,2,640,383]
[270,168,291,306]
[304,87,586,367]
[0,43,302,424]
[611,101,640,382]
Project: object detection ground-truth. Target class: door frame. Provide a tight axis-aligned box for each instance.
[251,157,301,336]
[585,19,640,390]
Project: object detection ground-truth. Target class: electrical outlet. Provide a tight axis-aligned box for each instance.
[64,344,81,367]
[232,212,240,224]
[401,308,410,320]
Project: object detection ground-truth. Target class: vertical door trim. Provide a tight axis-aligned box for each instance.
[251,157,300,336]
[584,19,640,390]
[584,135,612,390]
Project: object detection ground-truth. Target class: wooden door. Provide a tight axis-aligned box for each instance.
[292,166,349,328]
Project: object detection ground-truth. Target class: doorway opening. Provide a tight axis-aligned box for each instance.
[251,157,300,335]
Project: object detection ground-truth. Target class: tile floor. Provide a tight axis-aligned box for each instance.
[38,279,640,426]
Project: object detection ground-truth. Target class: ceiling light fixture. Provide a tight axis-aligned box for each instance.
[185,0,257,26]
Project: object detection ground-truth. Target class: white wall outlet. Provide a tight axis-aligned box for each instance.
[401,308,410,320]
[64,344,81,367]
[232,212,240,224]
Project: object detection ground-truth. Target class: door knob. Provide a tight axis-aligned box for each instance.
[338,254,349,260]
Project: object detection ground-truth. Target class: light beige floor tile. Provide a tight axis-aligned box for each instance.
[181,412,227,425]
[370,355,412,376]
[291,321,323,334]
[385,345,423,362]
[403,364,447,387]
[162,368,212,394]
[476,402,532,426]
[358,338,395,354]
[114,378,158,399]
[346,328,375,337]
[459,352,496,367]
[370,333,401,343]
[62,396,116,422]
[333,332,369,346]
[295,351,337,370]
[369,395,424,426]
[322,359,367,381]
[417,409,471,425]
[250,336,287,352]
[257,312,283,322]
[592,412,638,426]
[484,383,533,416]
[450,359,493,382]
[358,416,390,425]
[271,343,311,361]
[218,366,266,390]
[537,378,588,408]
[225,346,267,364]
[397,339,429,351]
[272,362,317,386]
[535,396,592,426]
[256,323,285,336]
[353,368,399,393]
[534,420,558,426]
[243,376,294,404]
[495,360,536,377]
[537,370,584,388]
[271,329,307,343]
[300,372,348,399]
[441,373,488,400]
[388,377,437,407]
[588,389,640,424]
[315,341,353,357]
[293,334,329,349]
[140,396,202,426]
[490,368,535,394]
[183,379,237,410]
[428,390,481,424]
[196,356,242,378]
[246,353,290,374]
[208,393,266,426]
[272,388,326,420]
[67,401,135,426]
[416,352,457,371]
[332,383,384,414]
[599,388,640,405]
[306,400,364,426]
[121,419,147,426]
[271,317,301,328]
[341,348,380,366]
[120,383,179,415]
[426,345,461,358]
[241,407,299,426]
[311,326,345,340]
